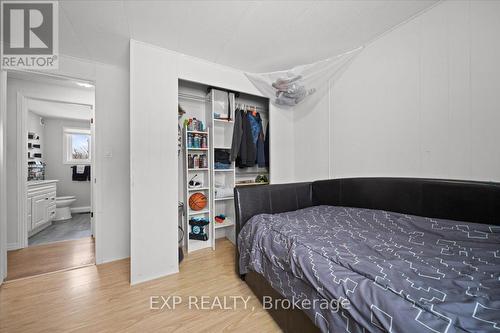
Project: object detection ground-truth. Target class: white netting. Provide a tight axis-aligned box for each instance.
[245,47,363,109]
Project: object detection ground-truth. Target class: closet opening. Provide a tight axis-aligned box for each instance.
[178,79,270,258]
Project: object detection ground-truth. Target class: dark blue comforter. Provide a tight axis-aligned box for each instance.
[239,205,500,333]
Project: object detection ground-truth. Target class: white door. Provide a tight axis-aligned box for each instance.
[32,194,48,229]
[90,112,95,237]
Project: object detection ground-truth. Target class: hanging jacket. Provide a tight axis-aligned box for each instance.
[247,112,266,167]
[231,108,268,168]
[230,109,243,162]
[237,112,257,167]
[264,123,269,167]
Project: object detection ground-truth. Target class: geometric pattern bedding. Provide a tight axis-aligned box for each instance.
[238,206,500,333]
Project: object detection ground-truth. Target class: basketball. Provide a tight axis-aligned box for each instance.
[189,192,207,211]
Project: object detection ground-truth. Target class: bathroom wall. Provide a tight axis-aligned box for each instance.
[44,118,92,210]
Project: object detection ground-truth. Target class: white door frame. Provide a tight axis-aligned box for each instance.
[16,93,28,248]
[0,70,97,282]
[0,71,7,285]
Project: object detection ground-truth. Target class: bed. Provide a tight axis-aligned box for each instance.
[234,178,500,333]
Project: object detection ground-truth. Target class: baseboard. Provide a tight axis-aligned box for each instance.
[7,242,20,251]
[71,206,91,214]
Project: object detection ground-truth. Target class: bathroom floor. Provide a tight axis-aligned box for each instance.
[29,213,92,247]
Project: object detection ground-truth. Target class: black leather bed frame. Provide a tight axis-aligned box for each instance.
[234,177,500,332]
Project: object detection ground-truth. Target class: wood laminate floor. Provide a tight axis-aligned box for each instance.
[6,237,95,281]
[0,239,280,333]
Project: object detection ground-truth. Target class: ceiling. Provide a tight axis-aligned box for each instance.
[28,99,92,121]
[59,0,438,72]
[7,72,93,121]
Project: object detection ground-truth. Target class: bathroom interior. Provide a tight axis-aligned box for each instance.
[27,101,93,246]
[5,72,96,280]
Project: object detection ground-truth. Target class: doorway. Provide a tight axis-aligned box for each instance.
[3,71,96,281]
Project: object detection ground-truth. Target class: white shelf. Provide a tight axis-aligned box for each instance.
[186,130,208,134]
[215,219,235,229]
[188,168,209,171]
[187,147,209,151]
[214,169,234,172]
[214,196,234,201]
[188,187,209,191]
[214,119,233,124]
[235,182,269,187]
[214,146,231,150]
[188,209,209,215]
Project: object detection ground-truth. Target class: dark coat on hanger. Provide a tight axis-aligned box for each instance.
[238,111,257,167]
[230,109,242,162]
[264,123,270,167]
[248,112,266,168]
[230,109,257,167]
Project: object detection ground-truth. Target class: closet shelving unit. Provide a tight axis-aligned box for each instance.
[178,80,269,253]
[183,126,214,253]
[207,89,237,245]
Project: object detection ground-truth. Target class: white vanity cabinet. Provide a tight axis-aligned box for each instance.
[27,181,57,235]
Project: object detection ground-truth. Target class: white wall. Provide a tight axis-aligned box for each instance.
[4,54,130,263]
[130,42,178,285]
[93,62,130,264]
[44,118,91,209]
[130,40,295,284]
[293,0,500,183]
[293,89,332,182]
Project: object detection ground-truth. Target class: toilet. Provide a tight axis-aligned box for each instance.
[54,196,77,221]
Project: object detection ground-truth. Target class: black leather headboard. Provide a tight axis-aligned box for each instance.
[312,178,500,225]
[234,182,313,239]
[235,177,500,231]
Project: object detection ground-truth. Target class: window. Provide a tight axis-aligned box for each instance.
[63,128,91,164]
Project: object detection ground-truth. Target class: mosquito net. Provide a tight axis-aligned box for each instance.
[245,47,363,109]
